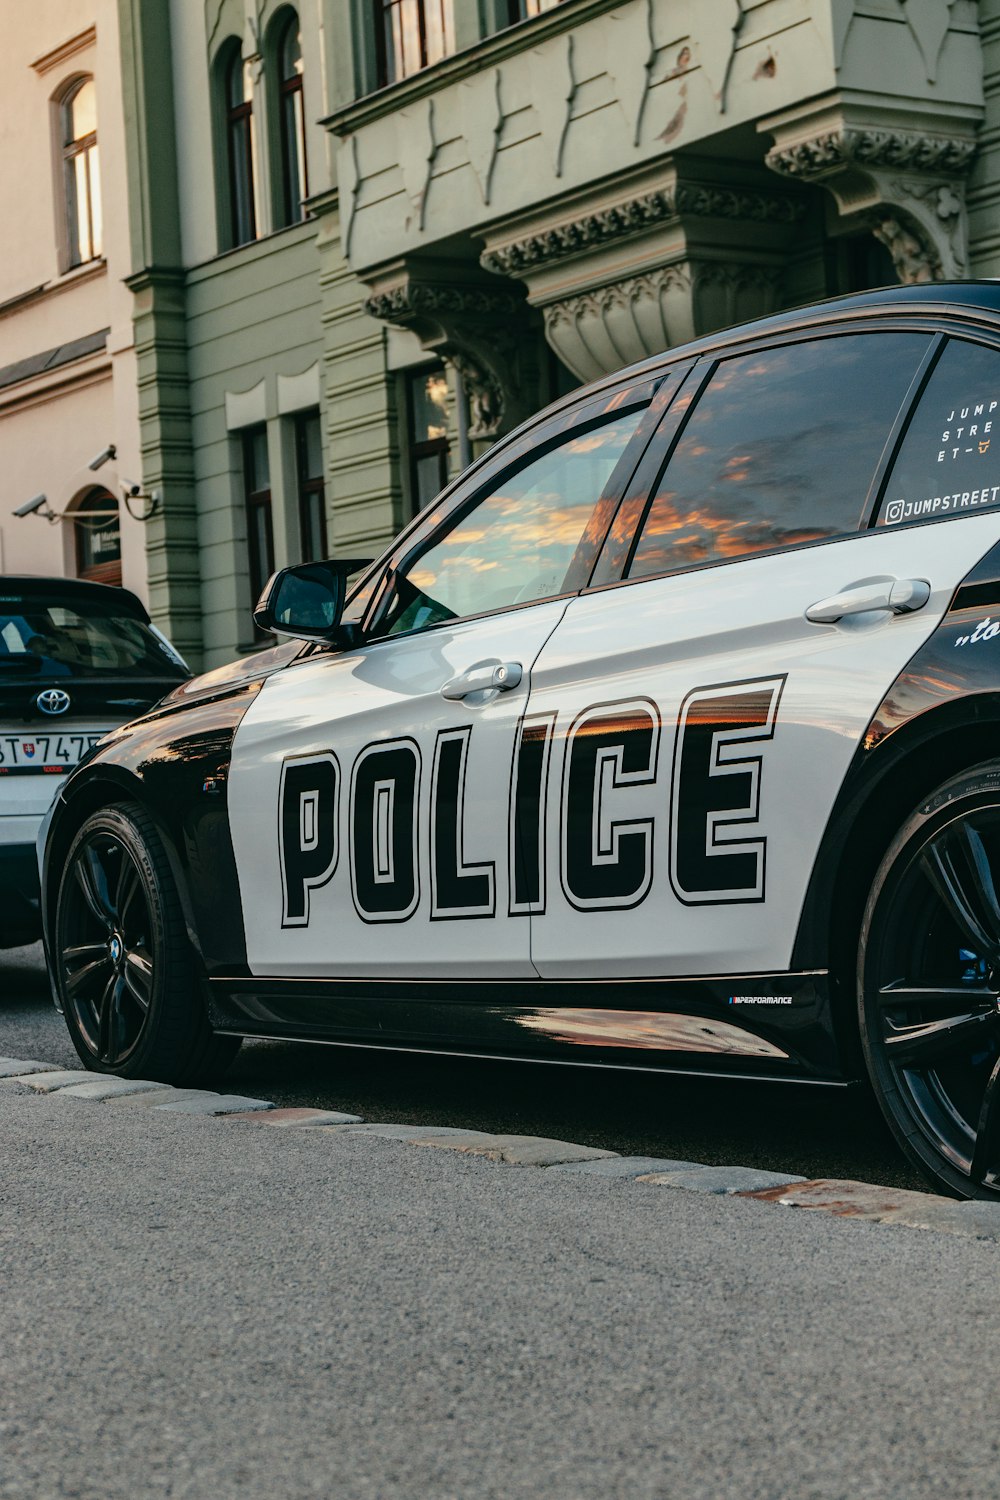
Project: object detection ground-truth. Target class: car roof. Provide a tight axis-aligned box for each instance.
[550,280,1000,413]
[0,576,150,622]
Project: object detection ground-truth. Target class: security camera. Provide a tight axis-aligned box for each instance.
[120,478,142,498]
[87,444,117,471]
[13,494,49,518]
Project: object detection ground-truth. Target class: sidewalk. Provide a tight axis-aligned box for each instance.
[2,1085,998,1499]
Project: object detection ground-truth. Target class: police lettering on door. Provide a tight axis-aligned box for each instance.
[278,675,785,927]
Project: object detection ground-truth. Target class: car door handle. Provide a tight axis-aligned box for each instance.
[441,661,524,700]
[805,576,931,624]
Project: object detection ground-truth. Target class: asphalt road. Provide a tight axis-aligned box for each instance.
[2,1084,999,1499]
[1,944,926,1190]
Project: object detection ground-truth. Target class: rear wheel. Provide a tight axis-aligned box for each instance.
[55,802,240,1084]
[859,764,1000,1198]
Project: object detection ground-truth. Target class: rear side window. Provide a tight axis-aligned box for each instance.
[626,332,929,580]
[877,338,1000,526]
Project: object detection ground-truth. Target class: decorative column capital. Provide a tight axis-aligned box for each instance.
[762,101,979,284]
[361,262,541,439]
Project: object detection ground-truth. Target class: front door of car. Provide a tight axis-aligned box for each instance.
[524,329,1000,980]
[227,384,665,981]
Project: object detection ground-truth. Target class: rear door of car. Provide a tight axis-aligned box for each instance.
[523,325,1000,983]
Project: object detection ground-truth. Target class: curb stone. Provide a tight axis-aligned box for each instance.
[2,1054,994,1239]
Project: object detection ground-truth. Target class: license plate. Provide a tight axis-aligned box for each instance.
[0,731,106,776]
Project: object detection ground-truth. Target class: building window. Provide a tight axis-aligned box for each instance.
[503,0,567,21]
[74,489,121,586]
[224,44,257,246]
[242,427,275,629]
[295,411,327,561]
[61,78,102,267]
[278,14,308,224]
[407,367,450,514]
[374,0,455,86]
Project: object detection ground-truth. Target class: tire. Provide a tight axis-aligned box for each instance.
[859,762,1000,1199]
[54,801,241,1085]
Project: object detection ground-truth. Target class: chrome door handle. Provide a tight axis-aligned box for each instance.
[805,576,931,624]
[441,661,523,700]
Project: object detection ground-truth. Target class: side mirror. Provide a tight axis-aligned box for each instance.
[253,559,374,644]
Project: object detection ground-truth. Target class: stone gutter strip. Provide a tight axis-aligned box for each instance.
[6,1058,1000,1239]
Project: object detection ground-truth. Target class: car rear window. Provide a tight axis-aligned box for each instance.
[876,337,1000,527]
[0,597,186,677]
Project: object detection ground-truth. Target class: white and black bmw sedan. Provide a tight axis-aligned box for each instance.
[39,282,1000,1198]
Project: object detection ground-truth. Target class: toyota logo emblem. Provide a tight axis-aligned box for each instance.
[36,689,71,716]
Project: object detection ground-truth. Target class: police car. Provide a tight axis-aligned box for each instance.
[38,282,1000,1199]
[0,578,188,948]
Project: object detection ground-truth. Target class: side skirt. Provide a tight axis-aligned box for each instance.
[207,969,847,1082]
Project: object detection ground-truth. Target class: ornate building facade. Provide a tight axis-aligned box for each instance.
[116,0,998,667]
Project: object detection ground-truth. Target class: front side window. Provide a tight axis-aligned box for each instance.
[61,78,102,267]
[295,411,327,562]
[243,428,274,630]
[225,45,257,245]
[278,14,308,224]
[74,490,121,586]
[374,0,455,86]
[877,339,1000,527]
[627,332,930,581]
[380,407,647,638]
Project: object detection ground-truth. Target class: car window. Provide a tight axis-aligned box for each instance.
[0,598,184,677]
[876,338,1000,527]
[626,332,930,581]
[378,407,648,638]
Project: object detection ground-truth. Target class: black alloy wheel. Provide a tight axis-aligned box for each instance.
[859,764,1000,1198]
[55,802,240,1083]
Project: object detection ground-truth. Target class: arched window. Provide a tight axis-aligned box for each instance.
[278,14,308,224]
[74,490,121,586]
[61,78,102,267]
[224,44,257,246]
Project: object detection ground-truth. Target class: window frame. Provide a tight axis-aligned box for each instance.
[74,489,122,586]
[59,75,102,269]
[224,43,257,247]
[295,410,328,563]
[373,0,456,87]
[276,11,308,225]
[242,427,276,636]
[588,325,944,596]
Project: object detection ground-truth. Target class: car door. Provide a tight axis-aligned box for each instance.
[524,327,1000,981]
[227,376,672,981]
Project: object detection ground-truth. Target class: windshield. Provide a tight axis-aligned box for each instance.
[0,598,186,678]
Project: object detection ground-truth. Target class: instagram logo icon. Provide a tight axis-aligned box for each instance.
[885,499,906,524]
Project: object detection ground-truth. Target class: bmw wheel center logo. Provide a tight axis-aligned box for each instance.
[36,688,71,716]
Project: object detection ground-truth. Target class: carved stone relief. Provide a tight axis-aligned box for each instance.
[481,163,800,381]
[765,119,977,284]
[362,272,542,439]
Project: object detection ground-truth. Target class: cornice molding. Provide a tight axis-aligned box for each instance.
[481,183,804,278]
[363,281,525,323]
[766,127,977,181]
[31,25,97,76]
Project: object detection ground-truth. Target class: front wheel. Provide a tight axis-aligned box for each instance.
[859,763,1000,1199]
[54,802,241,1084]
